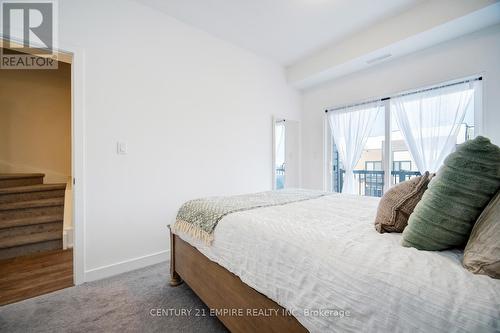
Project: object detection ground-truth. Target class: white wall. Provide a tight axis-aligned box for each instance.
[284,120,301,188]
[301,24,500,190]
[56,0,299,280]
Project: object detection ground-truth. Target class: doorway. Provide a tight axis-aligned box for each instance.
[0,46,74,305]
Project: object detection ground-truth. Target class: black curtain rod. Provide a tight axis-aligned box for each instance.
[325,76,482,113]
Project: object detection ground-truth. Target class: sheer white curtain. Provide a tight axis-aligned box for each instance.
[391,82,474,173]
[328,102,382,194]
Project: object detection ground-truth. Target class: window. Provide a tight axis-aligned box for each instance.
[327,77,481,197]
[392,161,411,171]
[366,161,382,171]
[274,120,285,189]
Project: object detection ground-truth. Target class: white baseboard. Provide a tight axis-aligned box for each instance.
[84,250,170,282]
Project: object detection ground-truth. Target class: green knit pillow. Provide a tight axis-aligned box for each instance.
[401,136,500,250]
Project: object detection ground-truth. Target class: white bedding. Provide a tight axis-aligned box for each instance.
[174,193,500,333]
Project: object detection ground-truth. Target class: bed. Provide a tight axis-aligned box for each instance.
[170,192,500,333]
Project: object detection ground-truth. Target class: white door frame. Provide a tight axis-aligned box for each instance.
[0,37,86,284]
[56,43,86,285]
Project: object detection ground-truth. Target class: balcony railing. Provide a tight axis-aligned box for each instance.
[275,164,285,189]
[276,165,285,176]
[335,170,421,197]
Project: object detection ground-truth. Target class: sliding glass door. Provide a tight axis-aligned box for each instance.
[328,77,480,197]
[328,102,385,196]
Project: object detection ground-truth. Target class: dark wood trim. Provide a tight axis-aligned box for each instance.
[170,231,307,333]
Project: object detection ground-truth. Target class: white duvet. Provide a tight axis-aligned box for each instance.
[174,193,500,333]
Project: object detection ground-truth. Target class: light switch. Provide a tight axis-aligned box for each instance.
[117,142,128,155]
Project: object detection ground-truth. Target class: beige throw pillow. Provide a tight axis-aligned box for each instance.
[375,172,431,233]
[463,191,500,279]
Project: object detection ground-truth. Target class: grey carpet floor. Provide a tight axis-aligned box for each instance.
[0,262,228,333]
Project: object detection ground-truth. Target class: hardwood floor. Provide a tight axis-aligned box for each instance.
[0,249,73,306]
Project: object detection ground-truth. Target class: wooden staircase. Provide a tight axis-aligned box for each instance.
[0,174,66,260]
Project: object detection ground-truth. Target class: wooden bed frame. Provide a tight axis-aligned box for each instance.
[169,229,307,333]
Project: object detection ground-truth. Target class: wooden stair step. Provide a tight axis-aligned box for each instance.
[0,173,45,189]
[0,198,65,221]
[0,197,65,211]
[0,174,68,261]
[0,221,63,249]
[0,214,64,229]
[0,206,64,221]
[0,184,66,204]
[0,240,63,261]
[0,173,45,180]
[0,183,66,194]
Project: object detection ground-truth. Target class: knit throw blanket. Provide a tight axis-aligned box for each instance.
[172,189,328,244]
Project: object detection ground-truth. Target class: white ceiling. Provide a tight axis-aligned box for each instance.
[135,0,422,66]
